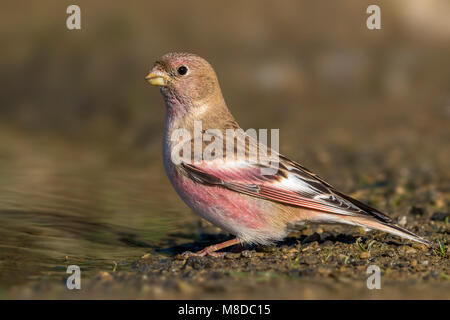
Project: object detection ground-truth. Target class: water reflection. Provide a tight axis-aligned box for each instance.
[0,132,190,288]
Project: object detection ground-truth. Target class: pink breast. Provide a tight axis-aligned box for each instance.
[169,170,267,233]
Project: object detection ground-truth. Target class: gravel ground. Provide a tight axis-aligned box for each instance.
[9,209,449,299]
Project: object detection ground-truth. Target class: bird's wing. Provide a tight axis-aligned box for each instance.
[179,155,394,224]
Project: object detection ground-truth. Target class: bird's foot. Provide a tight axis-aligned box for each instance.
[177,238,241,259]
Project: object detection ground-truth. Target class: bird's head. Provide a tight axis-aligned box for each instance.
[146,52,222,105]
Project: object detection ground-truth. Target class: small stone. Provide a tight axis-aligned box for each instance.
[431,212,449,221]
[412,243,428,251]
[317,267,331,276]
[315,227,324,234]
[241,250,253,258]
[175,254,188,260]
[141,253,151,259]
[410,259,418,267]
[395,186,405,195]
[410,206,425,216]
[301,246,312,252]
[398,216,407,227]
[360,252,370,259]
[398,246,417,256]
[435,198,445,208]
[421,260,429,266]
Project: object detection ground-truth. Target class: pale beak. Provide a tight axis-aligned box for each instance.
[145,70,169,86]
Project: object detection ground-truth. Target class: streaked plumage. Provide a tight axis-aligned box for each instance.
[146,52,430,256]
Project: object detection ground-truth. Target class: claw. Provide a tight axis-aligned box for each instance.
[177,238,241,259]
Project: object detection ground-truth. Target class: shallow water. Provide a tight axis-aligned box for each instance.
[0,131,192,289]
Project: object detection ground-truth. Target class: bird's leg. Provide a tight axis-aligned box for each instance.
[182,238,241,258]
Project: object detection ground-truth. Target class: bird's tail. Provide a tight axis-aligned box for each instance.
[310,213,431,246]
[366,219,431,246]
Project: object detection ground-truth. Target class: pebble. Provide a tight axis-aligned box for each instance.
[398,246,417,256]
[412,243,428,251]
[360,252,371,259]
[410,259,418,267]
[431,212,449,221]
[410,206,425,216]
[287,248,299,254]
[395,186,405,195]
[386,250,396,257]
[317,267,331,276]
[398,216,407,227]
[421,260,429,266]
[175,254,188,261]
[241,250,253,258]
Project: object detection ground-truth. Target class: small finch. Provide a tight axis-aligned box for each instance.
[146,52,429,257]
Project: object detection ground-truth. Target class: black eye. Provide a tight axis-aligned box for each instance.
[177,65,188,75]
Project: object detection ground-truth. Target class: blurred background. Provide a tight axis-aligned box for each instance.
[0,0,449,297]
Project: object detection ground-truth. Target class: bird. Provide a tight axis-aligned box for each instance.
[145,52,430,257]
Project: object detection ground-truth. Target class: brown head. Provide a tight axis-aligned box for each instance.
[146,52,237,130]
[146,53,224,107]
